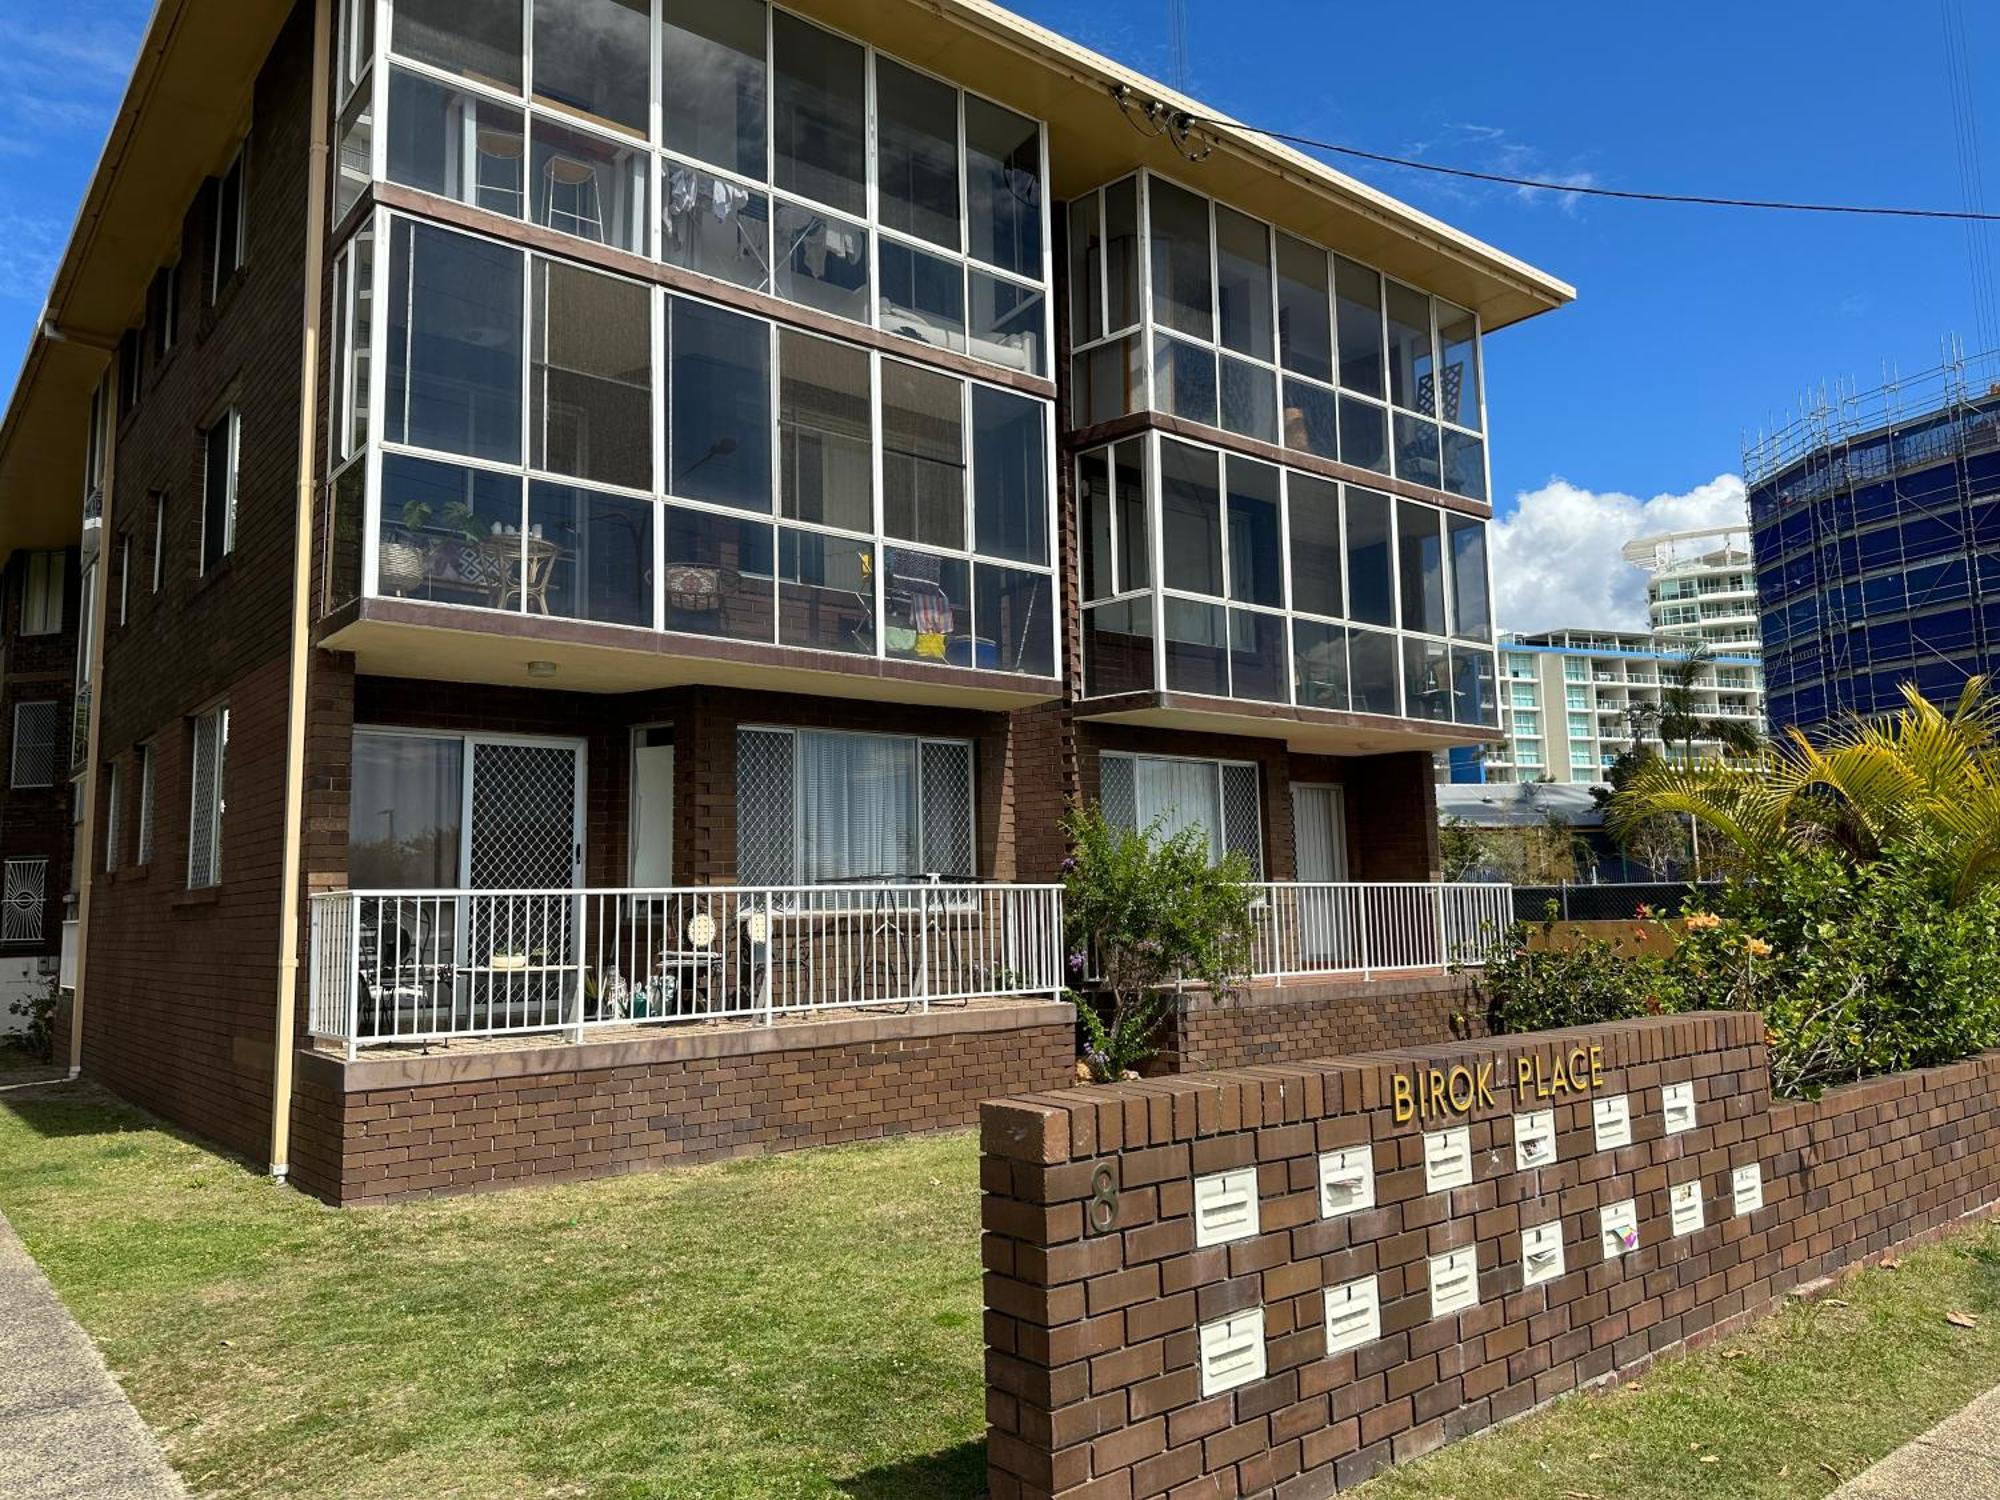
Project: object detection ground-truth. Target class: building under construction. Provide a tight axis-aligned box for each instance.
[1747,345,2000,735]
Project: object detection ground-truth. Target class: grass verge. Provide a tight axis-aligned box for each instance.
[5,1082,2000,1499]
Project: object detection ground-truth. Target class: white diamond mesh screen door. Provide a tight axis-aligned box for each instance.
[464,740,583,1030]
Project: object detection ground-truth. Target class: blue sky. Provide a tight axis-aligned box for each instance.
[2,2,1996,629]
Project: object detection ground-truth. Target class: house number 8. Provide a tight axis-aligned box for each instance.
[1087,1163,1119,1234]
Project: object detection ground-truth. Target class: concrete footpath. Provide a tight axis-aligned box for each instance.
[1831,1384,2000,1498]
[0,1207,186,1499]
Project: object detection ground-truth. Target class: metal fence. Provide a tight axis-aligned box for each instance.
[1245,882,1514,979]
[308,883,1066,1056]
[1510,881,1725,923]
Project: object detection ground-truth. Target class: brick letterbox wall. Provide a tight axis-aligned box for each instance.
[980,1014,2000,1499]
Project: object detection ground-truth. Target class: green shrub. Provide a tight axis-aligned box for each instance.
[1465,903,1687,1036]
[1472,852,2000,1100]
[6,975,61,1066]
[1062,806,1254,1082]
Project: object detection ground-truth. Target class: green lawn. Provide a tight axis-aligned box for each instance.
[4,1083,2000,1500]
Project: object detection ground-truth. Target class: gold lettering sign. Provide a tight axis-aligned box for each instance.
[1393,1045,1606,1124]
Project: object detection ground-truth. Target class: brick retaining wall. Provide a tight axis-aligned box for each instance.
[291,1000,1073,1206]
[979,1013,2000,1498]
[1158,975,1481,1074]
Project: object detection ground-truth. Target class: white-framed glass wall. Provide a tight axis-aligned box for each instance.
[1076,429,1497,725]
[326,207,1058,680]
[1068,170,1488,503]
[335,0,1050,380]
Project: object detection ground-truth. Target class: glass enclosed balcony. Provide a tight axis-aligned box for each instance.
[324,210,1058,689]
[1076,430,1496,726]
[1068,170,1487,502]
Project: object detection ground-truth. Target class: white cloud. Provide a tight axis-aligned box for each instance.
[1489,474,1750,636]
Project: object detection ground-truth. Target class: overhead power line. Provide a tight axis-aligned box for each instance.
[1136,99,2000,223]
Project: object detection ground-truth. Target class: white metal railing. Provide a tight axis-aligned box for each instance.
[1245,881,1512,980]
[308,883,1065,1055]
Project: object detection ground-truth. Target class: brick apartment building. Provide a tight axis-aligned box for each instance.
[0,0,1570,1201]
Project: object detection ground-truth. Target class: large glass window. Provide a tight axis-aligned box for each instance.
[971,387,1047,565]
[772,12,867,216]
[1436,301,1481,430]
[883,362,964,550]
[779,331,873,533]
[386,69,526,217]
[386,219,523,464]
[1225,456,1282,608]
[667,299,771,509]
[965,97,1042,279]
[1448,511,1491,642]
[530,260,652,490]
[1334,256,1384,398]
[350,730,463,887]
[1344,487,1394,627]
[737,727,974,884]
[1287,474,1342,618]
[662,0,766,177]
[391,0,521,90]
[1215,207,1272,361]
[202,410,240,574]
[532,0,650,137]
[1276,234,1331,382]
[528,480,654,626]
[1099,753,1263,875]
[1160,439,1222,596]
[877,61,960,251]
[1148,178,1212,341]
[1385,280,1434,415]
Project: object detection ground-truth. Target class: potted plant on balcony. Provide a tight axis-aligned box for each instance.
[382,498,483,596]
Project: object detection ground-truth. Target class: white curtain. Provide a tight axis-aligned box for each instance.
[1132,757,1222,863]
[800,732,918,881]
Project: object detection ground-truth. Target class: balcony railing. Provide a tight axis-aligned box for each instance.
[1245,882,1512,980]
[308,883,1065,1056]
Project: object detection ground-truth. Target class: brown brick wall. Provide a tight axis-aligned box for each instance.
[1158,974,1482,1074]
[981,1014,2000,1499]
[0,546,81,953]
[291,1001,1075,1205]
[80,2,314,1164]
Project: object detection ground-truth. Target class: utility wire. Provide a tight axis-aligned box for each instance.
[1166,111,2000,224]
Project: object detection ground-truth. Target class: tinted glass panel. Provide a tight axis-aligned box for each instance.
[1397,500,1446,635]
[1385,280,1434,413]
[663,166,770,290]
[972,386,1048,564]
[532,0,650,135]
[876,61,960,251]
[531,260,652,490]
[1148,177,1211,341]
[772,14,866,215]
[779,332,873,532]
[1348,627,1399,715]
[664,505,775,639]
[1293,619,1347,709]
[968,270,1045,376]
[1287,473,1342,618]
[879,240,966,356]
[667,299,772,511]
[883,362,965,550]
[1448,512,1491,641]
[1104,177,1140,332]
[1164,597,1227,695]
[1281,379,1337,460]
[392,0,522,90]
[774,200,869,321]
[965,96,1042,278]
[1403,636,1452,721]
[387,69,525,218]
[1393,411,1440,488]
[977,563,1054,675]
[1225,456,1282,607]
[1334,256,1383,397]
[1436,301,1480,429]
[386,221,522,464]
[883,547,969,663]
[1338,396,1388,475]
[1344,486,1393,626]
[661,0,767,178]
[378,454,524,607]
[1160,439,1221,595]
[1229,609,1286,701]
[529,481,653,626]
[1275,233,1331,381]
[778,528,873,652]
[529,115,649,252]
[1153,335,1216,426]
[1441,428,1486,501]
[1219,355,1277,443]
[1214,207,1272,360]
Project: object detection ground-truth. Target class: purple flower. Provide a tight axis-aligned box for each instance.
[1060,855,1078,874]
[1068,951,1087,974]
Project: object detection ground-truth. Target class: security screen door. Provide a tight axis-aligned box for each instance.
[463,737,584,1026]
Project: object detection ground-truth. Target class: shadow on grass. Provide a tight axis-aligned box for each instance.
[837,1438,985,1499]
[2,1081,171,1141]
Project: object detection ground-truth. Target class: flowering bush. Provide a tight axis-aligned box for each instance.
[1470,848,2000,1099]
[1062,805,1254,1082]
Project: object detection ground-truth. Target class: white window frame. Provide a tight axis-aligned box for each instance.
[116,533,131,627]
[152,263,180,360]
[1099,749,1264,876]
[9,701,59,789]
[104,760,122,873]
[736,723,977,886]
[212,146,248,298]
[20,550,63,636]
[188,704,229,889]
[201,409,242,573]
[151,493,168,593]
[136,742,156,866]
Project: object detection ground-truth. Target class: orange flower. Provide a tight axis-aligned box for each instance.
[1685,911,1723,931]
[1744,937,1773,958]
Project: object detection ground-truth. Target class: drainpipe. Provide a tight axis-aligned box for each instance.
[66,379,118,1081]
[268,0,332,1184]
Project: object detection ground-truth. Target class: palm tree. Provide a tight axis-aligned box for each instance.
[1607,675,2000,903]
[1626,644,1762,767]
